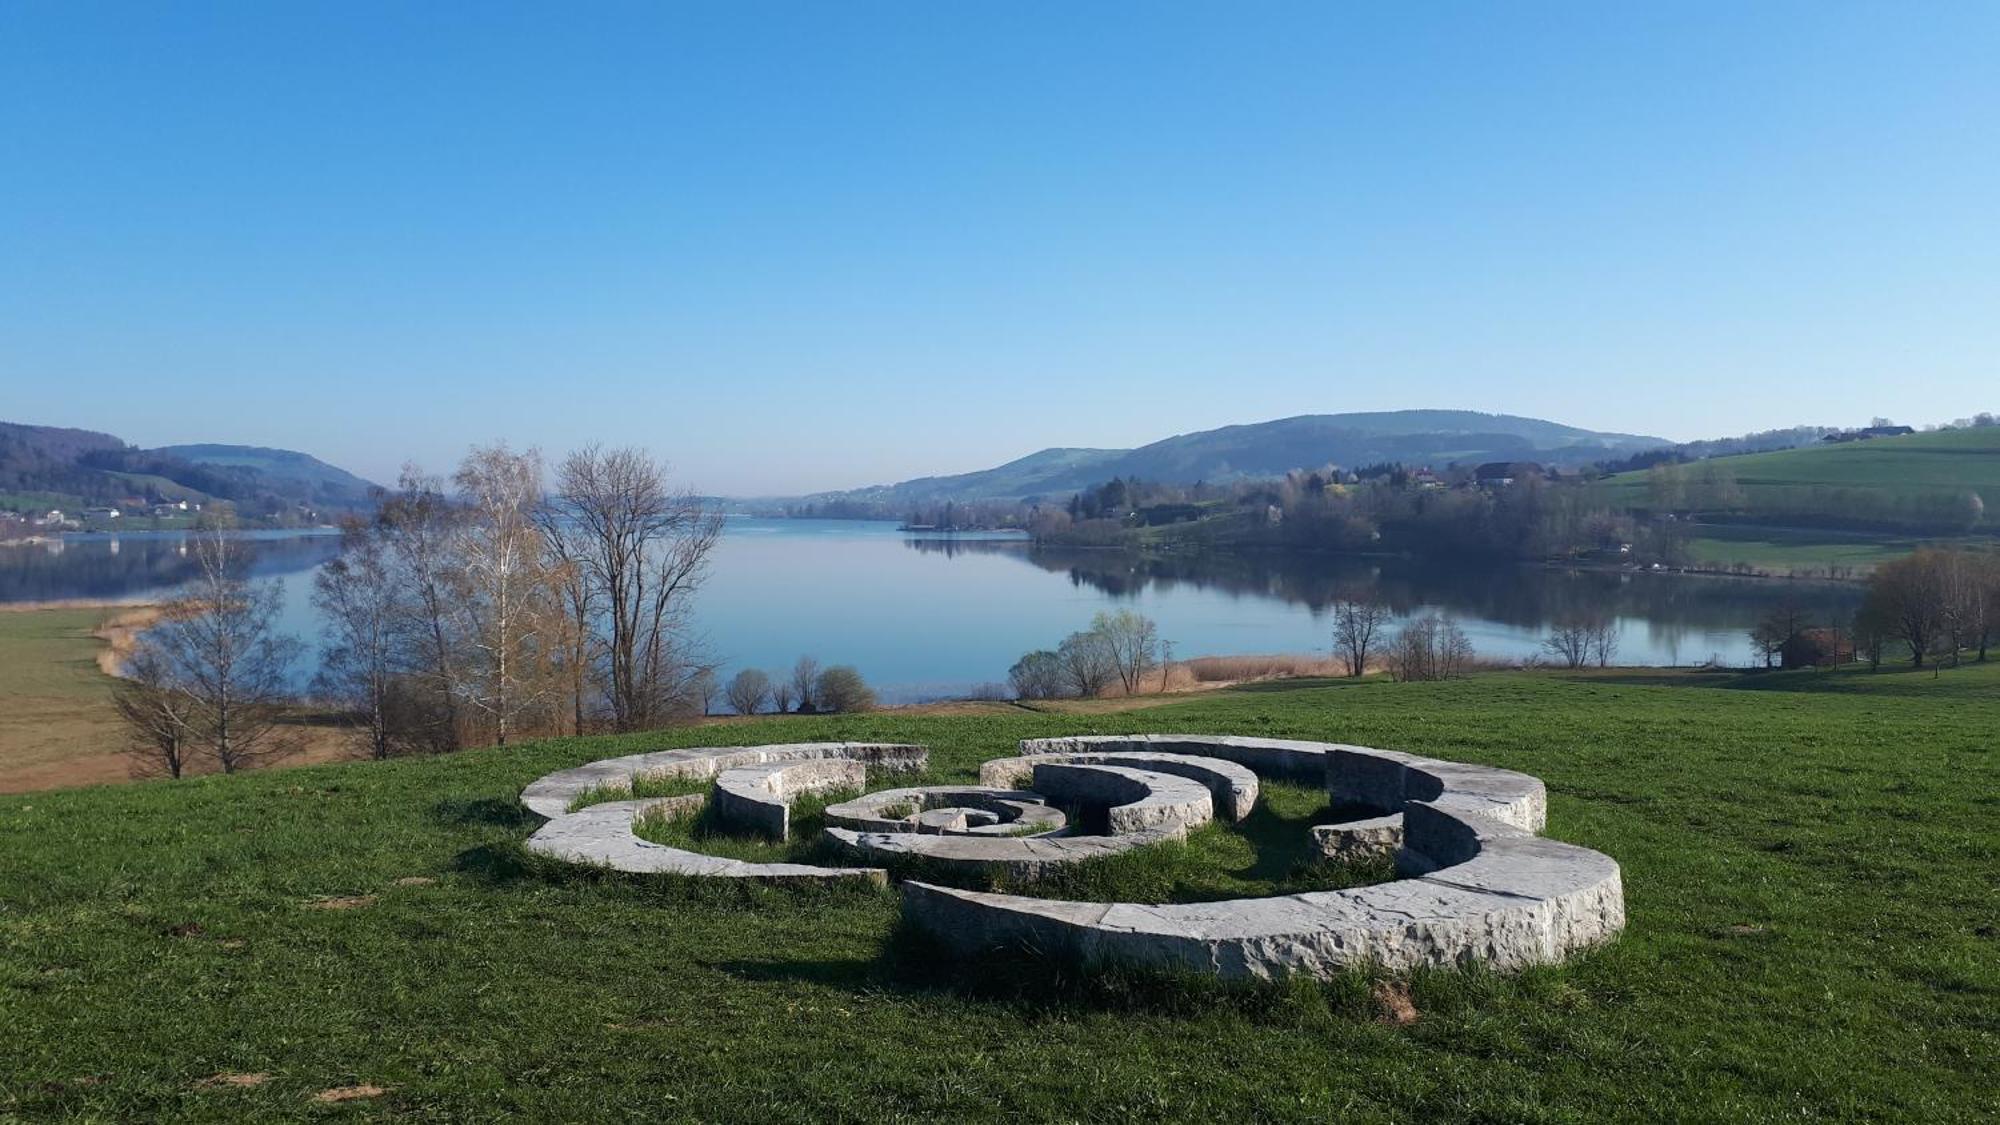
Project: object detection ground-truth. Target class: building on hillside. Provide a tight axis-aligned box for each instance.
[1411,468,1446,490]
[1473,461,1543,487]
[82,506,121,519]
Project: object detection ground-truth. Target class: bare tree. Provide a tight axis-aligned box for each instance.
[1860,553,1946,667]
[1749,600,1814,669]
[1092,609,1161,694]
[112,645,198,779]
[451,445,552,746]
[1589,620,1619,668]
[1386,614,1474,682]
[814,665,876,712]
[546,447,724,731]
[790,655,822,714]
[311,518,402,759]
[725,668,771,715]
[1056,628,1117,697]
[770,677,796,715]
[148,517,304,773]
[375,467,465,751]
[535,500,599,736]
[1009,649,1067,700]
[690,668,720,716]
[1332,598,1392,677]
[1542,619,1594,669]
[1543,616,1617,669]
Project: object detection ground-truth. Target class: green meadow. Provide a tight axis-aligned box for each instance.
[2,667,1994,1121]
[1601,426,2000,533]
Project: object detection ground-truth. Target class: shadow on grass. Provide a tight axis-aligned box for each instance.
[1227,676,1369,694]
[433,795,542,831]
[711,922,1404,1025]
[1575,662,1997,697]
[448,840,893,912]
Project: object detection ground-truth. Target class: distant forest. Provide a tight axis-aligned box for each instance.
[0,421,377,523]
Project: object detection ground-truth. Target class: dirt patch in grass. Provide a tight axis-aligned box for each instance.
[304,895,377,911]
[197,1073,269,1089]
[313,1085,387,1103]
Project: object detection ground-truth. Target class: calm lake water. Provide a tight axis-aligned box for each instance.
[1,519,1862,703]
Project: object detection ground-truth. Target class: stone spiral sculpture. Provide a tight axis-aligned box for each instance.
[519,734,1625,979]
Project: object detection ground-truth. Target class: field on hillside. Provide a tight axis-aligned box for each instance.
[0,607,350,793]
[0,607,147,793]
[1602,427,2000,531]
[2,668,1994,1120]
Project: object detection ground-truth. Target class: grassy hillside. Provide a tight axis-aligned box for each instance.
[1603,427,2000,530]
[2,668,1993,1119]
[822,410,1669,505]
[0,607,133,793]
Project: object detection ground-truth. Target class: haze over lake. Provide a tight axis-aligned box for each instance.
[1,519,1861,701]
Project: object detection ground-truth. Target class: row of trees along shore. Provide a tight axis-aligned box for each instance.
[113,445,878,780]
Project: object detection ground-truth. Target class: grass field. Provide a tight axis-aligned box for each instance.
[0,606,150,793]
[0,606,351,794]
[2,666,1994,1120]
[1681,524,1934,574]
[1602,427,2000,532]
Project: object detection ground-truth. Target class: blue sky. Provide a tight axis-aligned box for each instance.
[3,2,1996,495]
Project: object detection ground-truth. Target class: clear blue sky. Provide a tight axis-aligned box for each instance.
[3,2,1996,495]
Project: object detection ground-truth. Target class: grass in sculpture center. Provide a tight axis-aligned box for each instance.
[985,781,1399,903]
[563,772,714,813]
[1,662,1994,1120]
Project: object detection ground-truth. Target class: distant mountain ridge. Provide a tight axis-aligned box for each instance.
[812,410,1671,505]
[0,421,381,518]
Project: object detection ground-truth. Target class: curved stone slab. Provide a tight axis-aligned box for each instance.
[1019,734,1341,782]
[823,824,1184,883]
[823,787,1066,837]
[1028,762,1214,835]
[524,796,887,886]
[979,752,1259,822]
[711,759,867,840]
[521,741,927,819]
[1014,734,1546,833]
[1310,812,1404,862]
[902,735,1614,977]
[901,805,1621,978]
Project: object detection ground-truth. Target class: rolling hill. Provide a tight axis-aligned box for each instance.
[1601,426,2000,530]
[0,421,382,519]
[155,444,380,509]
[816,410,1668,505]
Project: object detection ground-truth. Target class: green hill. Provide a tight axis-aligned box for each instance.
[0,669,1992,1118]
[0,421,381,520]
[1602,426,2000,531]
[155,444,380,509]
[817,410,1667,505]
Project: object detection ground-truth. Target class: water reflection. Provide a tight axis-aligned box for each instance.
[0,531,342,603]
[903,536,1864,665]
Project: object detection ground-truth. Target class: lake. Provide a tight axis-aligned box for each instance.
[0,519,1862,703]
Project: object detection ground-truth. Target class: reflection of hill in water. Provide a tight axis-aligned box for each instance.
[901,537,1863,636]
[0,533,342,603]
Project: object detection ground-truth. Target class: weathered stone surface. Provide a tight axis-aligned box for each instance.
[1028,762,1214,835]
[901,807,1622,978]
[822,787,1067,837]
[1309,813,1404,862]
[711,759,867,840]
[520,735,1622,976]
[823,824,1184,882]
[900,734,1620,977]
[524,796,886,885]
[521,741,927,819]
[980,751,1259,822]
[1019,734,1335,782]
